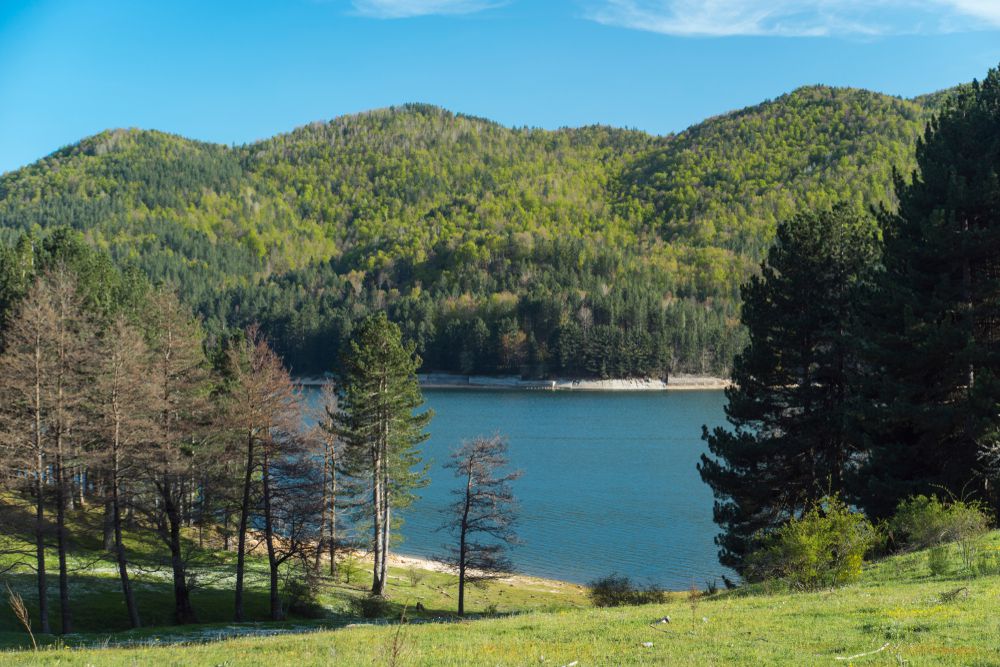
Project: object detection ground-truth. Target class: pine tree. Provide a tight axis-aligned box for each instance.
[331,313,431,597]
[856,66,1000,518]
[700,205,880,573]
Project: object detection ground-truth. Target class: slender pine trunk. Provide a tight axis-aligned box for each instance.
[32,343,50,634]
[111,422,140,628]
[458,466,473,616]
[261,443,282,620]
[234,431,254,622]
[164,483,196,624]
[55,444,71,634]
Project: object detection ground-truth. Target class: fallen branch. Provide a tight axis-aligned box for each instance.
[834,642,890,661]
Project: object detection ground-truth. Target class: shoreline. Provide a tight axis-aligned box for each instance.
[384,551,586,592]
[297,373,730,392]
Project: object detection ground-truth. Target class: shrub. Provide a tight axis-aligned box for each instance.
[974,551,1000,577]
[588,574,666,607]
[891,495,990,547]
[407,565,426,588]
[282,572,326,618]
[891,495,991,574]
[927,545,951,576]
[747,496,876,590]
[349,594,392,619]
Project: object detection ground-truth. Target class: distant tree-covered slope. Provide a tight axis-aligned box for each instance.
[0,87,949,377]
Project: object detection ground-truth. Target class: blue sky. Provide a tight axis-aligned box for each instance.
[2,0,1000,174]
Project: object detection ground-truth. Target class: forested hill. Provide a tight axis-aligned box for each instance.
[0,86,944,377]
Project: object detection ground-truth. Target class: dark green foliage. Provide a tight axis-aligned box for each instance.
[746,497,876,589]
[854,68,1000,519]
[700,205,881,573]
[329,313,431,596]
[0,90,944,376]
[587,574,666,607]
[348,593,393,619]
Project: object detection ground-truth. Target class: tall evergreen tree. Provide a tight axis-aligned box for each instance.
[856,66,1000,518]
[330,313,431,597]
[700,205,880,573]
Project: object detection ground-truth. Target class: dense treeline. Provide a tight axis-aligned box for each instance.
[0,88,942,376]
[702,66,1000,575]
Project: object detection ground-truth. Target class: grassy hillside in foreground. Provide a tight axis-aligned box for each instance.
[3,534,1000,665]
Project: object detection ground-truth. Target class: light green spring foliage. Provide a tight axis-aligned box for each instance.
[890,495,992,551]
[748,497,876,589]
[0,89,944,375]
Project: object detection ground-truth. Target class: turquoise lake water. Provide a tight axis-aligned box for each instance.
[305,388,731,588]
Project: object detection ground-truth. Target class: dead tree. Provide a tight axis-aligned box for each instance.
[438,434,521,616]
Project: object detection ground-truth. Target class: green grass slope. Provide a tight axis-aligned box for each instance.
[3,533,999,665]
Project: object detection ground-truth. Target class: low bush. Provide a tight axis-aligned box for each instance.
[282,574,326,619]
[891,495,991,550]
[349,594,392,618]
[747,496,876,590]
[927,545,951,576]
[587,574,666,607]
[974,551,1000,577]
[891,495,991,574]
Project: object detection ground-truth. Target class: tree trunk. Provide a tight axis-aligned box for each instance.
[55,451,72,634]
[261,443,283,621]
[458,466,473,616]
[164,485,196,624]
[34,478,49,635]
[371,447,384,596]
[112,440,140,628]
[234,431,254,622]
[32,345,50,635]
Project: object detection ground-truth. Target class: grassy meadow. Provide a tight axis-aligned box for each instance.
[2,519,1000,665]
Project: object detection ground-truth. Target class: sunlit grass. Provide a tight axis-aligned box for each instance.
[3,506,1000,665]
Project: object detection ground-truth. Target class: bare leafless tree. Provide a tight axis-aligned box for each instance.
[437,434,521,615]
[0,268,94,634]
[89,315,156,629]
[227,325,316,621]
[141,288,215,625]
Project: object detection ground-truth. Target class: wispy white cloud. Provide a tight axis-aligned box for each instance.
[586,0,1000,37]
[351,0,501,19]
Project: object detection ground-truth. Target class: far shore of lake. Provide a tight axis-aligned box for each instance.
[296,373,730,392]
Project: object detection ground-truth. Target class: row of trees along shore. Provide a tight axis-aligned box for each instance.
[0,233,520,633]
[702,65,1000,575]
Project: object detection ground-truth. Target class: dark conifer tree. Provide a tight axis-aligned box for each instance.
[330,313,431,597]
[700,205,880,573]
[855,67,1000,518]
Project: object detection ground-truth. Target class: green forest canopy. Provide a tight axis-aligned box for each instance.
[0,85,949,377]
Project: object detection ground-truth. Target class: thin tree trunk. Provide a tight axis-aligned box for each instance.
[328,450,337,578]
[261,444,282,621]
[234,431,254,622]
[34,480,50,635]
[458,465,473,616]
[164,487,196,624]
[102,477,115,552]
[112,444,140,628]
[32,342,50,634]
[316,449,329,572]
[55,447,71,634]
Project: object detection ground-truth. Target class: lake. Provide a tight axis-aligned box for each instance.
[304,387,731,589]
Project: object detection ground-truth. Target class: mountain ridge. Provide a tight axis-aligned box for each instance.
[0,83,957,377]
